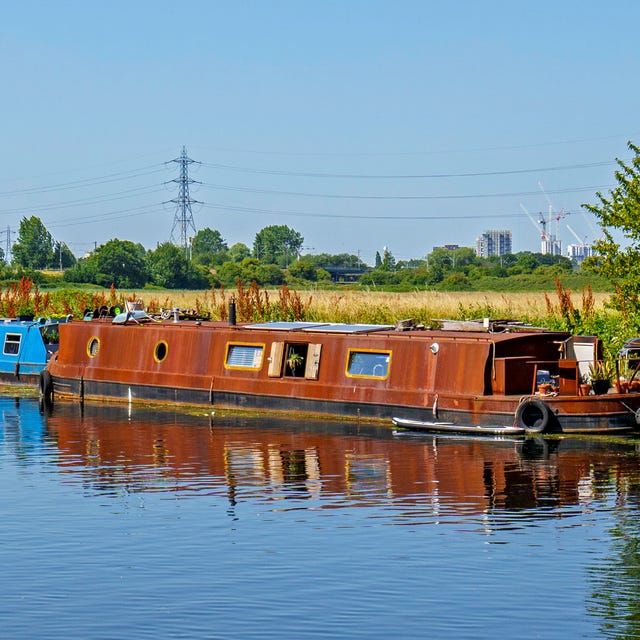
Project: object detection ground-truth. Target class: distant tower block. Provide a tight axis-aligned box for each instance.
[169,146,200,256]
[475,230,512,258]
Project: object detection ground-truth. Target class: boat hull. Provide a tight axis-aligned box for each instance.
[49,373,640,434]
[44,317,640,435]
[0,371,41,386]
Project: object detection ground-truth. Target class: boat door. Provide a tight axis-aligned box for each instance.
[268,341,322,380]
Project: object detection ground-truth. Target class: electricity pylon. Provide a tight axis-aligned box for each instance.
[169,146,200,257]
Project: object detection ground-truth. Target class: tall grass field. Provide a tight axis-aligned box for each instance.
[1,277,632,356]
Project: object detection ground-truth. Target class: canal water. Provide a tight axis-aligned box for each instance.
[1,397,640,639]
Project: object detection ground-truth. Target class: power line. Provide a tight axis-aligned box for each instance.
[200,202,586,221]
[198,182,613,201]
[0,184,165,216]
[46,203,162,229]
[0,165,166,198]
[200,159,620,180]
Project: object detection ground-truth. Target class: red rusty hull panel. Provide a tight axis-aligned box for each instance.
[46,319,640,433]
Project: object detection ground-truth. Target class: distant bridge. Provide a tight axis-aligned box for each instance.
[320,266,369,283]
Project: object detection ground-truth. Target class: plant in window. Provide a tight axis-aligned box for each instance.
[286,351,303,376]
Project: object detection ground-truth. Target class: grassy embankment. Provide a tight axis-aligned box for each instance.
[130,284,629,356]
[147,288,603,325]
[1,276,630,356]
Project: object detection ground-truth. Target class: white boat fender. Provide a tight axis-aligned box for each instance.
[515,398,551,433]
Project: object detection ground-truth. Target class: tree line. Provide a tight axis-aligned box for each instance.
[6,139,640,297]
[4,215,595,291]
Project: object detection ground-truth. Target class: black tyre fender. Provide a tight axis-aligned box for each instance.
[39,370,53,401]
[515,398,552,433]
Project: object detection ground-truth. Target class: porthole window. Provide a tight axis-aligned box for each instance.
[154,340,168,363]
[87,337,100,358]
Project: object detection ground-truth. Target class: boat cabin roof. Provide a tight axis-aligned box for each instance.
[0,317,65,329]
[239,320,569,344]
[246,321,394,334]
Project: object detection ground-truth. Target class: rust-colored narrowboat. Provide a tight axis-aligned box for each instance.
[42,305,640,434]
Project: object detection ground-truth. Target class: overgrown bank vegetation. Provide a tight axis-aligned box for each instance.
[8,276,637,359]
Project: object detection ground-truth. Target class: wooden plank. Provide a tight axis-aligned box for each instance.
[268,341,284,377]
[305,343,322,380]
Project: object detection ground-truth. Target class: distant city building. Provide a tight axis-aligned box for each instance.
[541,235,562,256]
[432,244,460,252]
[475,230,512,258]
[567,244,594,264]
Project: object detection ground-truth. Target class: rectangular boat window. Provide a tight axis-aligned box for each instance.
[3,333,21,356]
[345,349,391,379]
[225,343,264,370]
[284,343,309,378]
[268,342,323,379]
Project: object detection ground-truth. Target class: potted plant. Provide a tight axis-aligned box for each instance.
[579,373,592,396]
[588,360,614,395]
[286,351,304,377]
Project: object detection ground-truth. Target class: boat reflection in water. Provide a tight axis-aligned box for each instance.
[26,399,640,519]
[5,398,640,637]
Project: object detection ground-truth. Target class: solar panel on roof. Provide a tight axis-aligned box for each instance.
[245,321,330,331]
[301,323,393,334]
[244,321,393,334]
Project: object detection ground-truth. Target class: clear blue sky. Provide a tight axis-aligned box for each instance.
[1,0,638,265]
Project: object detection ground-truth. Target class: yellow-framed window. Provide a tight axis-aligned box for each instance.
[345,349,391,379]
[224,342,265,370]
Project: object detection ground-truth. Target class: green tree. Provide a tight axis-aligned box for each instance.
[191,228,228,266]
[437,272,473,291]
[450,247,479,271]
[12,216,55,269]
[217,257,262,287]
[86,239,148,288]
[62,259,95,284]
[584,142,640,318]
[255,263,284,285]
[52,241,77,269]
[309,253,362,269]
[253,225,303,266]
[216,260,244,287]
[147,242,209,288]
[508,251,541,274]
[288,258,318,282]
[228,242,251,262]
[427,248,458,274]
[380,248,396,272]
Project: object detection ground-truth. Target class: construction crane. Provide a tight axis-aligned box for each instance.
[566,224,592,263]
[566,224,587,246]
[536,181,571,255]
[520,204,550,253]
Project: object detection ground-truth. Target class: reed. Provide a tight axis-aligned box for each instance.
[0,277,614,335]
[0,276,629,353]
[116,285,611,328]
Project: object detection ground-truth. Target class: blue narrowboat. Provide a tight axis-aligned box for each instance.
[0,316,70,384]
